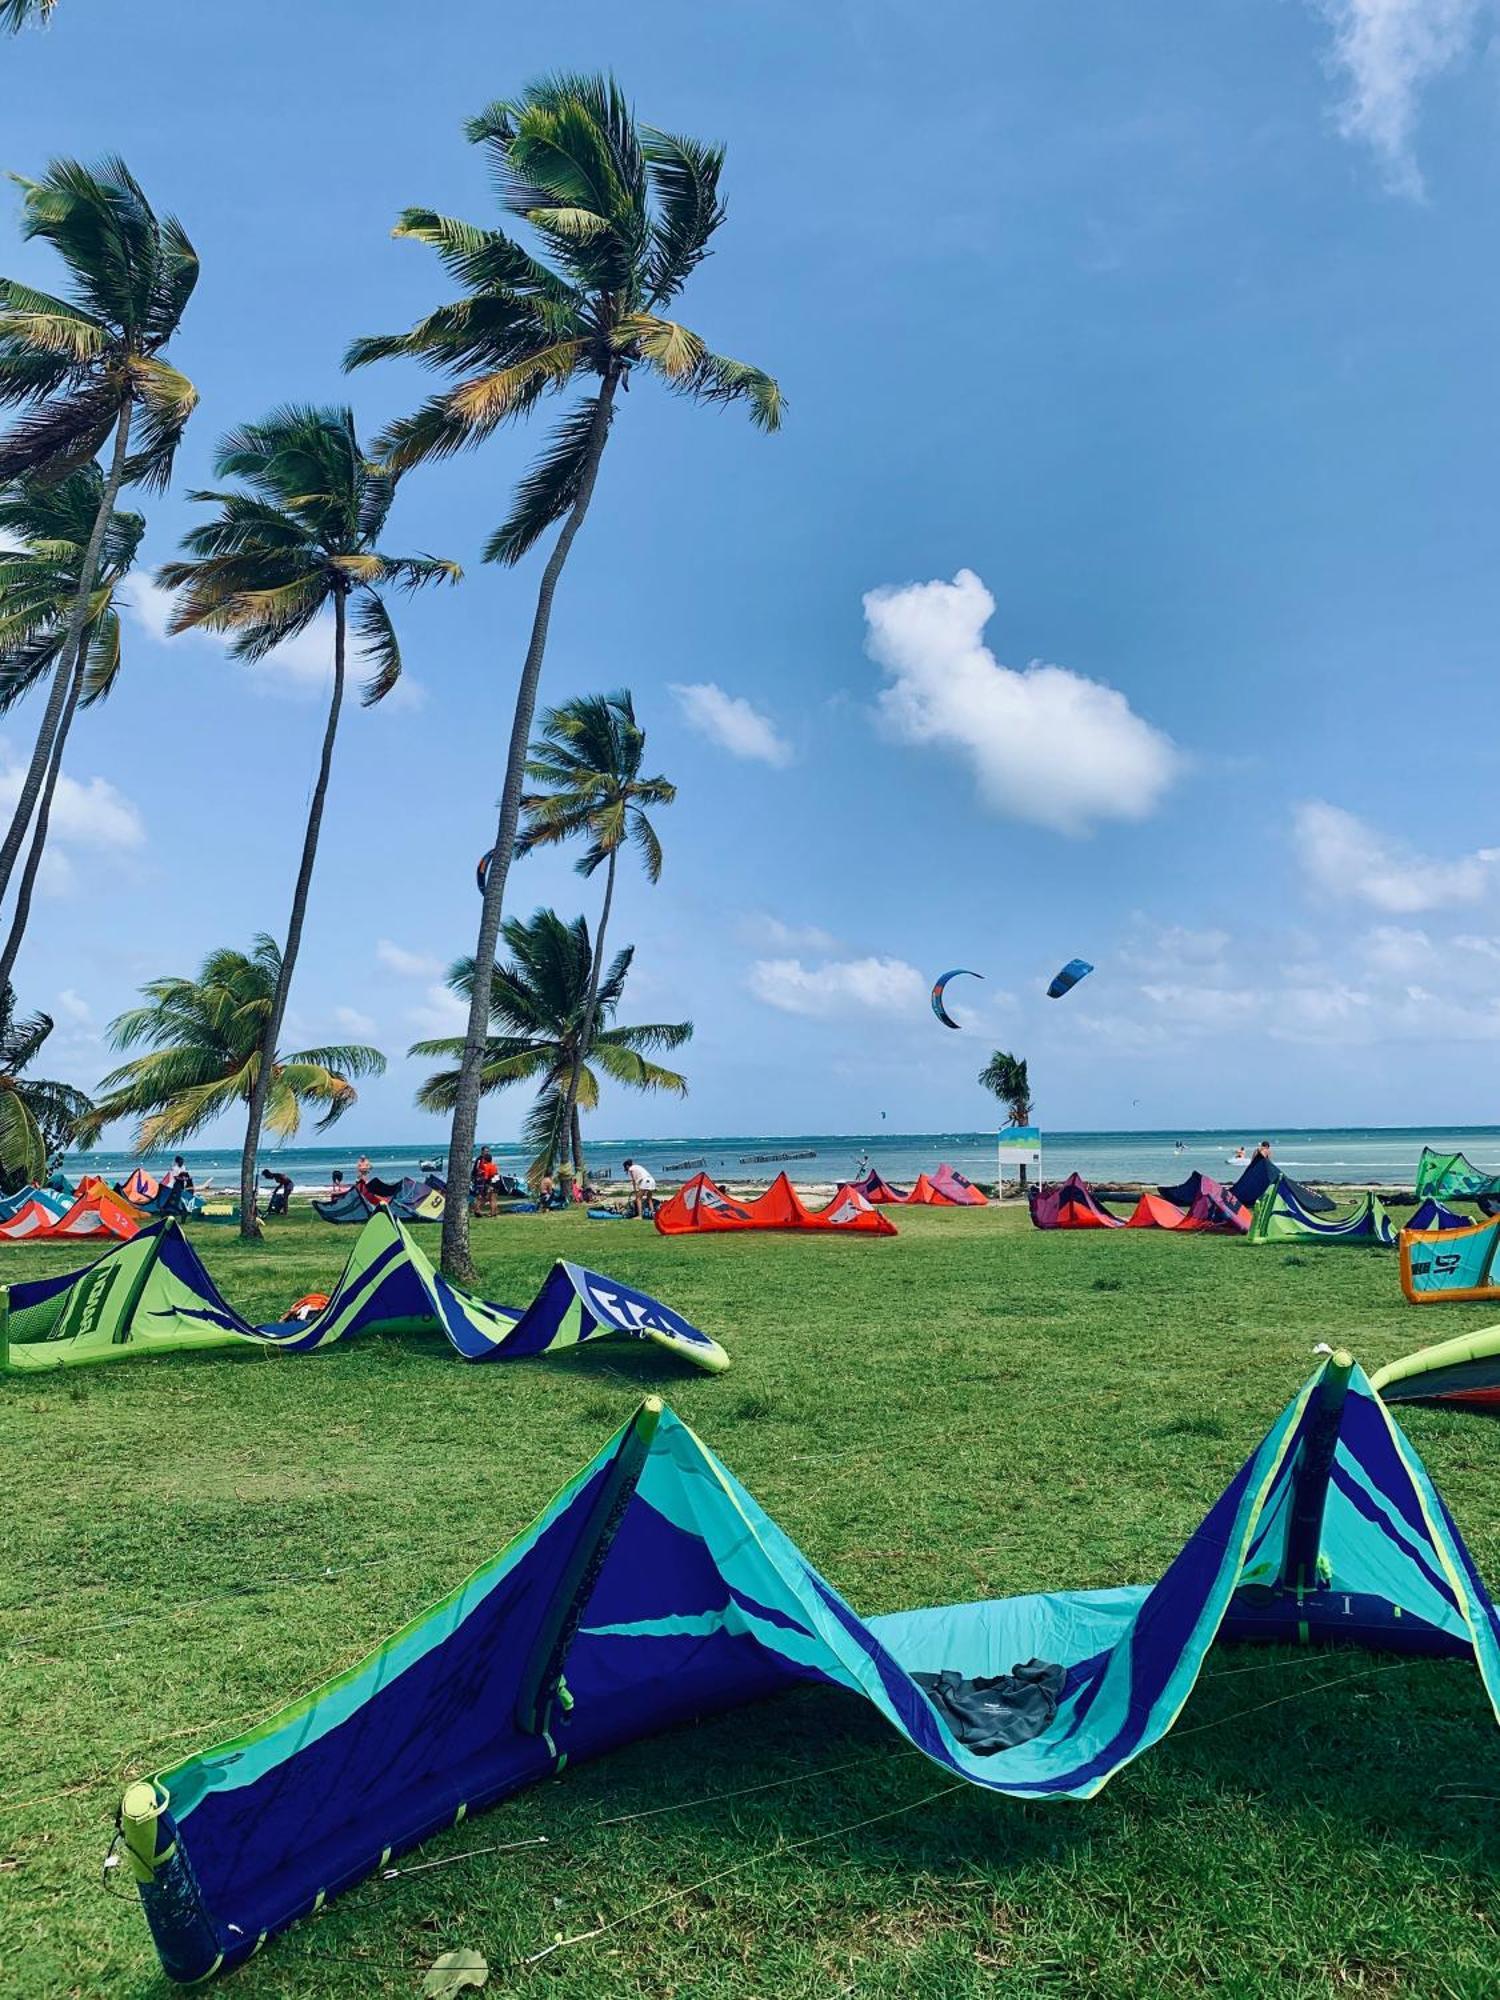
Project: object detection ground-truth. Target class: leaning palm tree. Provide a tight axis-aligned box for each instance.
[1,0,58,29]
[0,157,197,905]
[515,690,673,1188]
[77,939,385,1160]
[348,72,778,1279]
[412,907,689,1183]
[156,405,459,1236]
[0,985,91,1192]
[979,1050,1033,1127]
[0,466,144,987]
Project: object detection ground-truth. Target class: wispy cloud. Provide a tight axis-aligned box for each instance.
[739,913,840,954]
[1294,800,1498,912]
[334,1004,379,1039]
[670,682,793,767]
[0,739,143,902]
[863,569,1179,836]
[1311,0,1482,196]
[375,938,444,979]
[747,954,927,1018]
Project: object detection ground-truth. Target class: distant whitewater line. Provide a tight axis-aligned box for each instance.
[64,1126,1500,1192]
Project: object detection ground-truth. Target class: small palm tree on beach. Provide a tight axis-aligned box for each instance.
[0,157,197,906]
[0,467,144,987]
[156,405,459,1237]
[516,690,674,1187]
[980,1050,1033,1127]
[348,71,779,1280]
[0,985,91,1191]
[412,908,689,1185]
[78,939,385,1158]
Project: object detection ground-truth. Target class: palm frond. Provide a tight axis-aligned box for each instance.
[482,391,609,565]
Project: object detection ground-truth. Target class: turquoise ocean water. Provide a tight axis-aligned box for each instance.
[63,1126,1500,1191]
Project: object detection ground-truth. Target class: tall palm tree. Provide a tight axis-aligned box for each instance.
[77,938,385,1158]
[0,157,198,906]
[348,73,779,1280]
[979,1050,1033,1127]
[0,985,91,1192]
[515,690,673,1187]
[1,0,58,29]
[0,466,144,986]
[412,907,689,1183]
[156,405,459,1237]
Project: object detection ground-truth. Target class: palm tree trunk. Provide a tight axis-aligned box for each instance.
[440,375,618,1283]
[0,635,86,991]
[0,399,131,904]
[237,590,348,1239]
[557,845,616,1189]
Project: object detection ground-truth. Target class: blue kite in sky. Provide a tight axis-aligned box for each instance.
[931,968,983,1029]
[1047,959,1094,1000]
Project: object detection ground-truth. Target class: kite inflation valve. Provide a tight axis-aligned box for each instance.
[119,1781,222,1984]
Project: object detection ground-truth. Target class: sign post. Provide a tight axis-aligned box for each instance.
[997,1125,1042,1195]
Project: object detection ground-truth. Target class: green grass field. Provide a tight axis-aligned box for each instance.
[5,1204,1500,1998]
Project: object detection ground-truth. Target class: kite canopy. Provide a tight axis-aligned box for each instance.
[851,1166,986,1208]
[388,1176,445,1223]
[1027,1174,1123,1230]
[1046,958,1093,999]
[654,1171,896,1237]
[1121,1183,1249,1233]
[1227,1155,1335,1215]
[1406,1197,1471,1235]
[930,968,982,1030]
[313,1186,379,1225]
[0,1180,142,1242]
[120,1356,1500,1985]
[1247,1186,1396,1247]
[119,1168,160,1205]
[930,1163,988,1206]
[852,1168,908,1204]
[1374,1327,1500,1409]
[1415,1147,1500,1201]
[1399,1213,1500,1306]
[0,1210,728,1375]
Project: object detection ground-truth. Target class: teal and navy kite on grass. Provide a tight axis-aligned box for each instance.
[0,1209,728,1374]
[120,1353,1500,1982]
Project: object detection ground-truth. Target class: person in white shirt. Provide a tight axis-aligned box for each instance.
[623,1157,657,1219]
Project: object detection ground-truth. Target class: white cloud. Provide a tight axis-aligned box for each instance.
[748,954,927,1018]
[670,682,793,767]
[376,939,443,979]
[739,913,840,954]
[56,988,93,1024]
[334,1005,378,1039]
[407,982,468,1039]
[863,569,1180,836]
[1311,0,1481,196]
[1294,801,1498,912]
[0,739,144,870]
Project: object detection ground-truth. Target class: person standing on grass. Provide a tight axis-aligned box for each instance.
[472,1147,499,1217]
[623,1157,657,1220]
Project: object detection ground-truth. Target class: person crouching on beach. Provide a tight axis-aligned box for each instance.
[623,1157,657,1220]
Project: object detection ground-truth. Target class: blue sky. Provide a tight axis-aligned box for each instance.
[5,0,1500,1146]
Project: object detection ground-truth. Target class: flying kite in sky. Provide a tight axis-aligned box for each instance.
[1047,958,1094,999]
[477,850,493,895]
[931,968,983,1029]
